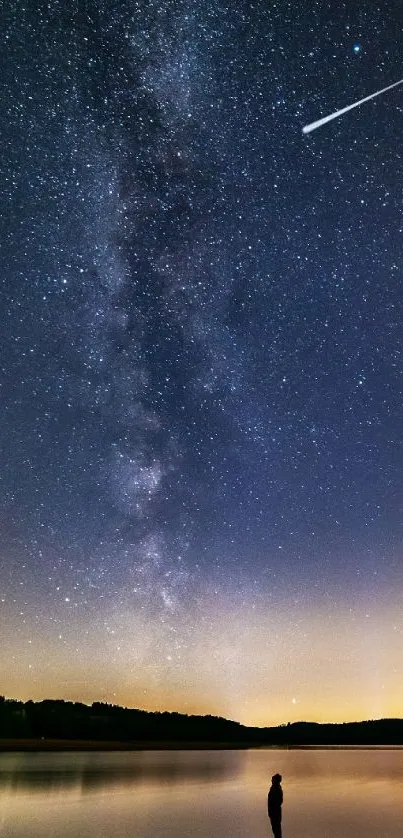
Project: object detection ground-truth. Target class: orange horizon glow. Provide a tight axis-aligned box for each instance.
[2,584,402,728]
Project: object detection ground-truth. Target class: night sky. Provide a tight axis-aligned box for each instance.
[1,1,403,726]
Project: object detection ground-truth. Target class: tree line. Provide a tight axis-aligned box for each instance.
[1,697,403,745]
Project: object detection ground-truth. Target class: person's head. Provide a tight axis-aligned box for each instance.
[271,773,282,785]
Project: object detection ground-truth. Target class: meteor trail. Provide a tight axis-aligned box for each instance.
[302,76,403,134]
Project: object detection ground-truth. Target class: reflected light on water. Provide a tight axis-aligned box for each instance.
[0,749,242,793]
[1,748,403,838]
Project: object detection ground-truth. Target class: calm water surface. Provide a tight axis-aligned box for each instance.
[1,748,403,837]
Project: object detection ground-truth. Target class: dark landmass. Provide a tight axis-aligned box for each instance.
[1,696,403,749]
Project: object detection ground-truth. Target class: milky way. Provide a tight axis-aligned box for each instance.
[1,0,403,725]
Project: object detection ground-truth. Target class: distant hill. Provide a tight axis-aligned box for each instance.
[258,719,403,746]
[1,696,403,746]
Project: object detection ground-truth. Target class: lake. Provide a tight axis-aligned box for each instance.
[1,747,403,837]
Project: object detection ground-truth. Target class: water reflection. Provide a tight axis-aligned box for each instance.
[0,749,242,794]
[249,745,403,781]
[1,748,403,838]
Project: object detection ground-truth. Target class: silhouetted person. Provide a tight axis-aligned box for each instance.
[268,773,283,838]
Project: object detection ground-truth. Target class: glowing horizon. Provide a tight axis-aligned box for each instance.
[3,578,402,727]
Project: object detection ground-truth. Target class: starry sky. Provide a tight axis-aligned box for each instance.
[1,0,403,727]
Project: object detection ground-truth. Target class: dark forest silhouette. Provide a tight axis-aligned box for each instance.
[1,696,403,746]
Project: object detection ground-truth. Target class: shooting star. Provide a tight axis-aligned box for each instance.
[302,76,403,134]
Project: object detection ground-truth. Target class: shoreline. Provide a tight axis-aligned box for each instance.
[0,739,255,752]
[1,739,403,752]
